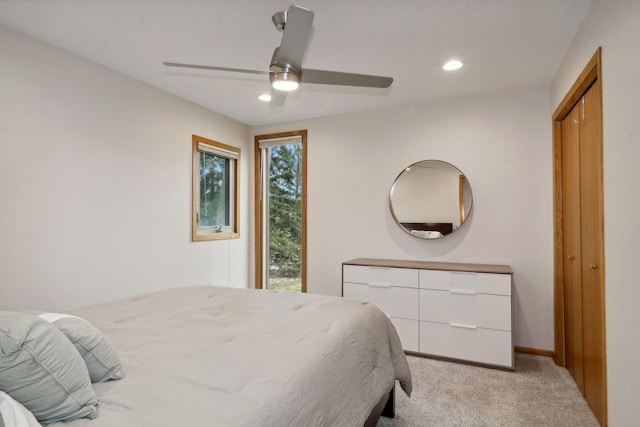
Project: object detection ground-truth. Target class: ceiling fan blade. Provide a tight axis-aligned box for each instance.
[274,5,314,68]
[301,68,393,88]
[269,90,288,108]
[163,62,268,75]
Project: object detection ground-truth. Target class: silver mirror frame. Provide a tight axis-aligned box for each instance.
[389,160,473,239]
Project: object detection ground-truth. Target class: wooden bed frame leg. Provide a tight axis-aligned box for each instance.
[381,385,395,418]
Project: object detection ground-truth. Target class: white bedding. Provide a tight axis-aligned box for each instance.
[47,286,412,427]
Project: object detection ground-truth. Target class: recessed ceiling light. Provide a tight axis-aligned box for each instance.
[443,60,463,71]
[258,94,271,102]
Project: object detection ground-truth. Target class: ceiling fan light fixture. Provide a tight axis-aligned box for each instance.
[443,59,463,71]
[270,71,300,91]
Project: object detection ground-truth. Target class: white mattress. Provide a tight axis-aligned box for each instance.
[48,286,412,427]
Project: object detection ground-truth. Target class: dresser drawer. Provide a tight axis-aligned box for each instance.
[343,265,419,288]
[419,289,511,331]
[343,282,419,320]
[390,318,419,352]
[419,269,511,296]
[419,321,513,368]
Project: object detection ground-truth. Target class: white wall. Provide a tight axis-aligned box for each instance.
[252,86,554,351]
[0,25,251,311]
[551,0,640,424]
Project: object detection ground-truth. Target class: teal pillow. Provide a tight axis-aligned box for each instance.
[0,311,98,424]
[39,313,124,383]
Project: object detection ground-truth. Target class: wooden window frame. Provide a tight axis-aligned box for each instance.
[192,134,240,241]
[254,130,307,291]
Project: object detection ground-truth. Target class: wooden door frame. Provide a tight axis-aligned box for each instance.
[254,130,307,292]
[552,48,602,366]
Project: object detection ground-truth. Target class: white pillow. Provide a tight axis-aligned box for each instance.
[38,313,124,383]
[0,391,41,427]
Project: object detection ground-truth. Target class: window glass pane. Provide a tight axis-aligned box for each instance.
[199,151,230,227]
[267,143,302,292]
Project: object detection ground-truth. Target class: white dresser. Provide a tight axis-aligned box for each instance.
[342,258,514,369]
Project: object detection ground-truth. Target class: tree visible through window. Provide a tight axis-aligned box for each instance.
[199,152,230,227]
[268,144,302,284]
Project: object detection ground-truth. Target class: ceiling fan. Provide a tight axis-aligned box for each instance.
[163,5,393,108]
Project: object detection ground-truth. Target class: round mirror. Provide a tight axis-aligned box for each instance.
[389,160,473,239]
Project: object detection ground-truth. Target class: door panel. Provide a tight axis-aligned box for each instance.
[561,101,584,393]
[580,81,606,423]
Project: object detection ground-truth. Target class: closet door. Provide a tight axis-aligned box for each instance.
[559,79,606,425]
[554,49,605,426]
[561,100,584,393]
[579,80,606,423]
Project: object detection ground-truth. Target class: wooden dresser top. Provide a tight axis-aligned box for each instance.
[343,258,513,275]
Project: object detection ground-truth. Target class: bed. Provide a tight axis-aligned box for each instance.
[0,286,412,427]
[401,222,453,239]
[400,222,453,236]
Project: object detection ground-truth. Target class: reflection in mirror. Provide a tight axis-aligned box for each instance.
[389,160,473,239]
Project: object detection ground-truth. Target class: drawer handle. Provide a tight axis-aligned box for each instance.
[449,322,477,330]
[449,289,477,295]
[368,283,391,288]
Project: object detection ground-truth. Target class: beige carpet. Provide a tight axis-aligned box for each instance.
[377,353,600,426]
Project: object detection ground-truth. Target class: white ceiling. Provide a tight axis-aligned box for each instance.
[0,0,593,126]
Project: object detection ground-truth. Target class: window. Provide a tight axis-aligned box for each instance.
[254,130,307,292]
[192,135,240,241]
